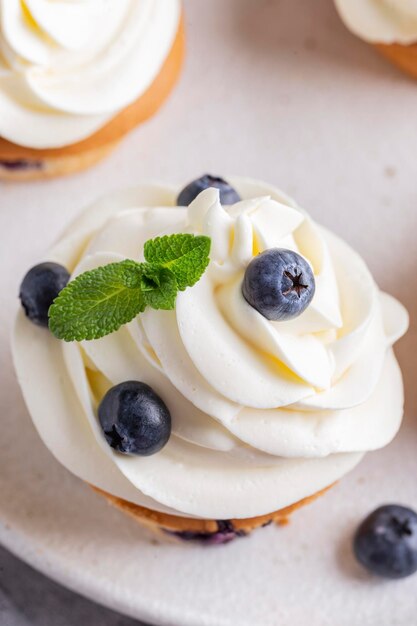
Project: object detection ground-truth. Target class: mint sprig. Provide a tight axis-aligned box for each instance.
[140,265,178,310]
[48,260,146,341]
[144,234,211,290]
[48,234,211,342]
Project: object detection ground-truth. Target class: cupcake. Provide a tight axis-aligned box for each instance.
[13,175,408,544]
[335,0,417,78]
[0,1,183,181]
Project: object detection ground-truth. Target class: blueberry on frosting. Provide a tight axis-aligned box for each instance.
[354,505,417,579]
[177,174,241,206]
[242,249,315,321]
[98,381,171,456]
[19,262,70,327]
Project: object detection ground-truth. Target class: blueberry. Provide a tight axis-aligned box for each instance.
[242,248,315,321]
[164,520,245,545]
[98,381,171,456]
[0,159,42,171]
[353,505,417,579]
[165,529,238,545]
[177,174,241,206]
[19,262,70,327]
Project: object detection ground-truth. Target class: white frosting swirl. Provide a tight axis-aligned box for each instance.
[335,0,417,44]
[0,0,180,149]
[12,178,408,520]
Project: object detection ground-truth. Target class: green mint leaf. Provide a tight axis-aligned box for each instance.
[141,265,178,310]
[48,260,145,341]
[48,234,212,343]
[139,264,163,292]
[143,234,211,291]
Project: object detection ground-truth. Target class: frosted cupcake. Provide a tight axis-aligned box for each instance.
[13,175,408,543]
[335,0,417,79]
[0,0,183,181]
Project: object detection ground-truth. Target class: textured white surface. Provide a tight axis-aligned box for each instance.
[1,0,417,624]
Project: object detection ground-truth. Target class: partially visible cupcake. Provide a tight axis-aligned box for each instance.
[13,175,408,544]
[0,0,183,181]
[335,0,417,78]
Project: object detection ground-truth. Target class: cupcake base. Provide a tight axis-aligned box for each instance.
[92,485,333,545]
[374,42,417,80]
[0,142,119,182]
[0,15,185,181]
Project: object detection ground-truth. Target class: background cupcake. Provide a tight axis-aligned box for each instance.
[0,0,184,181]
[335,0,417,78]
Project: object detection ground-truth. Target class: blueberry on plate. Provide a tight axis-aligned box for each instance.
[98,381,171,456]
[353,505,417,579]
[19,262,70,327]
[177,174,241,206]
[242,248,315,321]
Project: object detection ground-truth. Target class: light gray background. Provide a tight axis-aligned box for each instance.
[1,0,417,625]
[0,546,141,626]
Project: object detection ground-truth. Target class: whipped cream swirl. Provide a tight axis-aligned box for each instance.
[0,0,180,149]
[335,0,417,44]
[13,178,408,519]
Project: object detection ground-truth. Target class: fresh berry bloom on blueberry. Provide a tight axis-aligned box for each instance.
[353,505,417,579]
[98,381,171,456]
[177,174,241,206]
[19,262,70,327]
[242,249,315,321]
